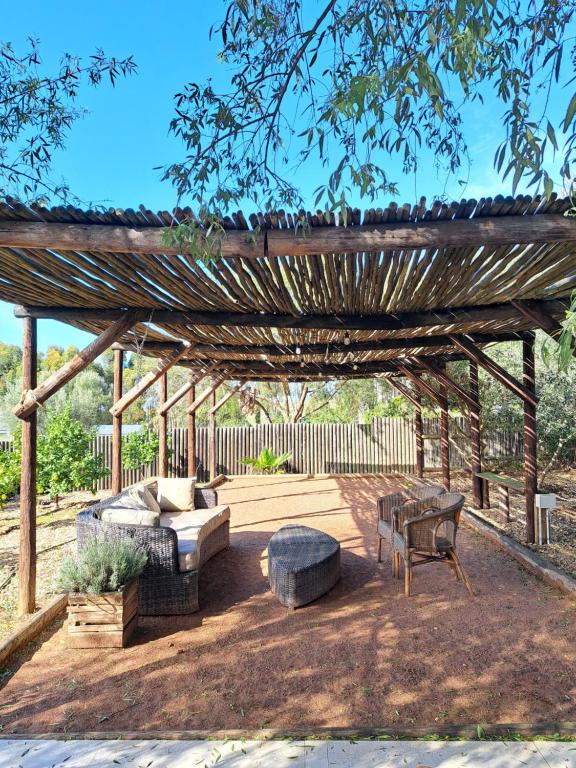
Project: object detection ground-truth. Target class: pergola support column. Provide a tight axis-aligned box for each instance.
[111,349,124,495]
[523,337,538,544]
[187,378,196,478]
[159,373,168,478]
[18,317,37,615]
[469,360,484,509]
[208,383,218,481]
[414,392,424,479]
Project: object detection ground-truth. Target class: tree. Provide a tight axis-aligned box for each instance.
[165,1,576,211]
[1,38,135,202]
[37,407,108,504]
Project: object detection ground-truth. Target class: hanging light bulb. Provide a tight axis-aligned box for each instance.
[300,361,305,368]
[295,345,301,355]
[353,363,358,371]
[343,331,351,346]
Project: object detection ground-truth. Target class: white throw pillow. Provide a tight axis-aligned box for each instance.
[156,477,196,512]
[129,484,161,514]
[100,507,159,527]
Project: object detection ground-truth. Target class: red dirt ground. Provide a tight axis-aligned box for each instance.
[0,474,574,734]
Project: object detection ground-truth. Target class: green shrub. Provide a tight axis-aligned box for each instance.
[240,447,291,474]
[0,432,21,510]
[58,538,148,594]
[122,429,160,470]
[37,407,108,502]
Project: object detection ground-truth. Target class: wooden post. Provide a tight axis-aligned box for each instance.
[469,360,483,509]
[414,392,424,479]
[187,378,196,478]
[18,317,37,615]
[158,373,168,478]
[440,400,450,491]
[523,337,537,544]
[111,349,124,495]
[208,382,218,481]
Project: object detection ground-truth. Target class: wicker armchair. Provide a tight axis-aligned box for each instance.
[76,485,228,615]
[391,492,473,597]
[376,484,444,563]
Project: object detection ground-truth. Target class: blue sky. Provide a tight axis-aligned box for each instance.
[0,1,568,350]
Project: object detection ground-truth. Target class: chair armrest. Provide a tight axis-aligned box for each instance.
[377,492,408,523]
[195,488,218,508]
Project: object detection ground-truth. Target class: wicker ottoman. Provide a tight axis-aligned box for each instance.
[268,524,341,608]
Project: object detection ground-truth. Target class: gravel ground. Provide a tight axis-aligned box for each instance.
[0,491,102,643]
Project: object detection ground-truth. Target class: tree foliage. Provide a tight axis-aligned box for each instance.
[0,38,135,202]
[165,0,576,210]
[122,429,160,471]
[37,407,108,501]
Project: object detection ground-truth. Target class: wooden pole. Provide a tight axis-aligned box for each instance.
[186,374,228,415]
[187,378,196,478]
[2,214,576,257]
[440,400,450,491]
[18,317,37,615]
[158,373,168,478]
[13,310,140,419]
[110,341,192,417]
[208,382,218,481]
[111,349,124,495]
[523,337,537,544]
[414,392,424,479]
[469,360,483,509]
[209,382,244,414]
[158,362,218,415]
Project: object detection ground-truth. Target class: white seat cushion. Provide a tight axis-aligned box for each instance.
[100,507,159,527]
[160,505,230,571]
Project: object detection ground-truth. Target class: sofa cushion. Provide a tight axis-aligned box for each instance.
[100,506,160,527]
[160,505,230,571]
[104,484,160,513]
[132,483,161,514]
[157,477,196,512]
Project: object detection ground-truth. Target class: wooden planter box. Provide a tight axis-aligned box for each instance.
[67,578,138,649]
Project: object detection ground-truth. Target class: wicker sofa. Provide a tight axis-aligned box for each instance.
[76,480,230,615]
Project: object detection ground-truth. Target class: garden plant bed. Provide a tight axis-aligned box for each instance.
[0,475,574,735]
[446,468,576,581]
[0,491,103,645]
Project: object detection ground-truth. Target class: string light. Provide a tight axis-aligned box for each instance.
[343,331,351,346]
[295,345,301,355]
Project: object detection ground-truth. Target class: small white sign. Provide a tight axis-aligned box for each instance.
[535,493,556,509]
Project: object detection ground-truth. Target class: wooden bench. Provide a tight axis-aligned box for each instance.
[475,471,524,521]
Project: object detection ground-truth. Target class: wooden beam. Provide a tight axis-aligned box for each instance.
[208,384,218,481]
[469,360,483,509]
[158,362,218,415]
[14,299,569,334]
[186,374,228,415]
[110,341,192,417]
[112,331,531,358]
[523,338,537,544]
[13,311,140,419]
[448,334,539,407]
[440,401,450,492]
[417,359,478,411]
[158,373,168,478]
[18,317,37,615]
[414,392,424,479]
[2,214,576,257]
[187,378,196,478]
[387,379,422,411]
[512,300,576,361]
[111,349,124,495]
[396,364,448,409]
[209,383,244,414]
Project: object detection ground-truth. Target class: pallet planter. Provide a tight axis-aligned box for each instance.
[67,578,138,649]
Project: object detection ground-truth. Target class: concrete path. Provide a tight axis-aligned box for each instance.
[0,739,574,767]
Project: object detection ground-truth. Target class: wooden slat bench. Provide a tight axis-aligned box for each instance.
[476,471,524,521]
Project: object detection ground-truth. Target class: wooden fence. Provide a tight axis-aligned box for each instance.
[0,419,523,491]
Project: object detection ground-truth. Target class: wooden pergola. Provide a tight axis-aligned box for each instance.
[1,193,575,615]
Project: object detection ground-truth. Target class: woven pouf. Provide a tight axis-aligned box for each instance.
[268,524,341,608]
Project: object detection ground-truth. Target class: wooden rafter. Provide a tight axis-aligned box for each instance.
[209,382,245,414]
[157,362,219,415]
[186,373,229,415]
[1,214,576,257]
[13,310,141,419]
[449,334,538,406]
[417,359,477,411]
[110,341,192,417]
[14,299,568,334]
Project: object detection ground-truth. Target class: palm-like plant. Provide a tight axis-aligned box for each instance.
[240,447,292,474]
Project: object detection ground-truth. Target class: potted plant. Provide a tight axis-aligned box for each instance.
[58,538,148,649]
